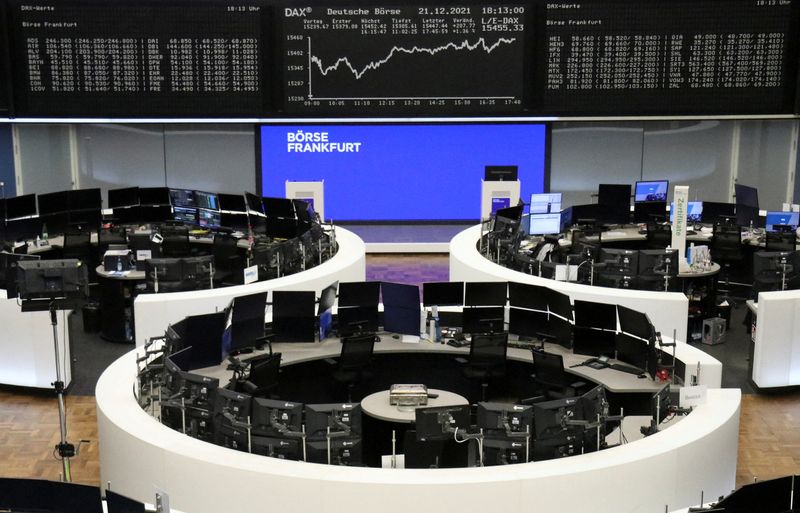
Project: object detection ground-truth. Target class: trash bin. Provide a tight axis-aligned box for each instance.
[702,317,726,345]
[82,303,101,333]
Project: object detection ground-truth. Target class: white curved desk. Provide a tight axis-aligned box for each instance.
[133,227,366,346]
[451,225,691,344]
[97,345,738,513]
[750,289,800,389]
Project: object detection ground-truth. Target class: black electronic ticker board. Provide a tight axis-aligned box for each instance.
[540,0,800,116]
[279,4,531,115]
[7,0,268,117]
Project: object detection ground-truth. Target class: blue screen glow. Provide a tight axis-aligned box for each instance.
[260,124,547,221]
[765,211,800,232]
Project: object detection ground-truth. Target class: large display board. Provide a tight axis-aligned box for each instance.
[7,0,267,116]
[279,4,529,115]
[259,123,547,221]
[540,0,800,115]
[0,0,798,117]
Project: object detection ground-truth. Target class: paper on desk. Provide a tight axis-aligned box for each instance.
[402,335,420,344]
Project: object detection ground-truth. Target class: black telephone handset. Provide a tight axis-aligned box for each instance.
[584,356,610,370]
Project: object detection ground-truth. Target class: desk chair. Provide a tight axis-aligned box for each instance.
[461,332,508,402]
[98,227,127,255]
[330,333,375,402]
[238,352,282,398]
[530,349,585,400]
[711,222,744,301]
[765,231,797,252]
[646,222,672,250]
[212,233,241,286]
[161,225,191,257]
[62,229,95,279]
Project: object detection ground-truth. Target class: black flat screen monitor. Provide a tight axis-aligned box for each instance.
[638,249,680,278]
[573,326,616,357]
[598,184,631,206]
[318,281,339,315]
[600,248,639,276]
[714,475,793,513]
[464,281,507,306]
[197,209,221,229]
[415,404,470,442]
[212,387,251,424]
[176,312,226,370]
[219,212,249,231]
[615,333,648,373]
[495,204,524,222]
[37,191,68,215]
[633,201,667,223]
[245,192,264,213]
[485,165,518,181]
[617,305,653,340]
[337,305,379,336]
[381,282,421,336]
[5,194,37,219]
[218,193,247,212]
[305,403,362,439]
[251,397,303,437]
[670,201,703,224]
[529,193,562,214]
[68,188,102,210]
[565,204,601,226]
[306,437,362,466]
[528,212,563,235]
[106,490,146,513]
[272,290,316,342]
[266,217,298,239]
[169,189,196,208]
[508,307,548,339]
[422,281,463,307]
[138,187,170,206]
[482,437,529,466]
[251,436,303,461]
[476,402,533,435]
[461,306,505,334]
[508,282,549,311]
[735,184,759,227]
[108,187,140,209]
[700,201,735,224]
[634,180,668,203]
[580,385,608,452]
[532,396,581,438]
[573,300,616,330]
[227,292,267,353]
[173,206,198,225]
[0,252,39,297]
[293,199,313,223]
[262,196,296,218]
[545,288,572,321]
[0,479,104,513]
[194,191,219,211]
[338,281,380,307]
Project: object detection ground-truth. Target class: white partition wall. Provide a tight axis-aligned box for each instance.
[285,180,325,221]
[752,290,800,388]
[480,180,520,219]
[450,225,690,345]
[133,227,365,346]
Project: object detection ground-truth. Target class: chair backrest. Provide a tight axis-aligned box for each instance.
[64,230,91,249]
[247,352,282,394]
[646,222,671,248]
[339,333,375,372]
[213,233,239,258]
[531,349,567,388]
[469,332,508,368]
[766,231,797,252]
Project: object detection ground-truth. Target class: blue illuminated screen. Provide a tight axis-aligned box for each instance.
[670,201,703,223]
[765,211,800,232]
[635,181,669,203]
[528,213,561,235]
[260,124,547,221]
[530,193,562,214]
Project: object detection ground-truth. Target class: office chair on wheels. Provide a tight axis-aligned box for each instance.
[212,233,242,286]
[460,332,508,402]
[160,225,191,257]
[330,333,375,402]
[765,231,797,252]
[529,349,586,400]
[645,222,672,250]
[710,222,744,303]
[235,351,282,398]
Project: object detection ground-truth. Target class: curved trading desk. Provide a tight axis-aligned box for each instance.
[133,227,366,346]
[97,337,736,513]
[451,225,692,344]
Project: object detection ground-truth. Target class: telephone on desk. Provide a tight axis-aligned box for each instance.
[581,356,610,370]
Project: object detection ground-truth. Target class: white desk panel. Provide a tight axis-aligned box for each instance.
[133,227,366,346]
[752,289,800,388]
[97,348,737,513]
[450,225,690,344]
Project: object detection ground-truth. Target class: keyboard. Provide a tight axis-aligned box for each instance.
[508,339,544,350]
[609,363,645,375]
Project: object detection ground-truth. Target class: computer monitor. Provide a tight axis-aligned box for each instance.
[194,191,219,211]
[572,300,616,357]
[305,403,362,439]
[138,187,170,206]
[212,387,251,424]
[495,204,524,223]
[633,201,667,223]
[545,288,572,321]
[415,404,471,442]
[176,371,219,408]
[106,490,146,513]
[597,184,631,206]
[5,194,37,219]
[735,184,759,227]
[599,248,639,276]
[572,299,616,331]
[700,201,735,224]
[528,212,562,235]
[617,304,654,341]
[580,385,609,452]
[218,193,247,212]
[251,436,303,461]
[461,306,505,334]
[305,437,362,465]
[753,251,800,292]
[262,196,296,218]
[484,165,518,181]
[173,206,198,225]
[250,397,303,437]
[317,281,338,339]
[272,290,316,342]
[37,191,69,215]
[765,211,800,232]
[381,282,421,336]
[615,333,649,375]
[482,438,529,466]
[173,312,226,370]
[529,192,562,214]
[507,281,549,311]
[422,281,464,307]
[637,249,679,291]
[245,192,264,214]
[67,189,102,211]
[476,402,533,436]
[338,281,380,307]
[464,281,507,306]
[226,292,267,353]
[532,396,581,439]
[108,187,140,209]
[669,201,703,224]
[293,199,314,223]
[197,209,221,229]
[508,307,548,339]
[337,305,380,336]
[634,180,668,203]
[0,479,104,513]
[714,475,793,513]
[169,189,196,208]
[0,252,39,297]
[648,383,672,429]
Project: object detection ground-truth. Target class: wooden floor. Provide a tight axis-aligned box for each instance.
[1,254,799,489]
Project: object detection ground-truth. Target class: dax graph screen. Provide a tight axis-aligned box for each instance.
[279,4,529,115]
